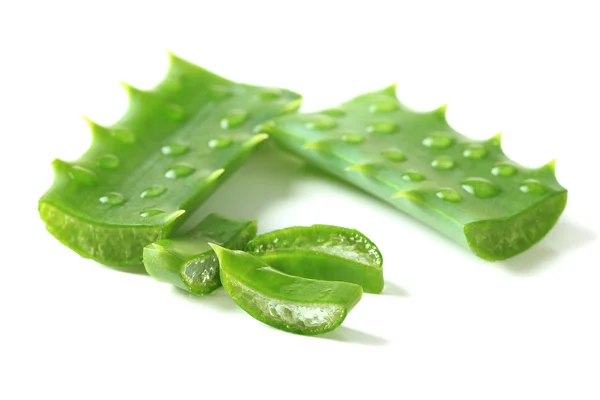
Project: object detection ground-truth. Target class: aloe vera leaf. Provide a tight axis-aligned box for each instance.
[210,244,363,335]
[246,224,383,294]
[38,54,301,266]
[260,85,567,261]
[143,213,256,295]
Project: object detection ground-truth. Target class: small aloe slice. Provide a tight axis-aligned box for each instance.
[143,213,256,295]
[261,85,567,261]
[38,53,301,266]
[246,224,383,294]
[210,245,363,335]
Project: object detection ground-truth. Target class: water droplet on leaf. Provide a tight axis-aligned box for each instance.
[140,185,167,199]
[305,115,337,130]
[341,133,365,144]
[461,178,499,198]
[381,149,406,162]
[519,179,548,195]
[463,144,487,159]
[491,163,517,177]
[161,143,189,156]
[220,109,249,129]
[368,99,398,113]
[96,154,120,169]
[436,188,462,202]
[165,164,195,179]
[366,121,397,134]
[422,133,453,149]
[322,108,346,117]
[431,156,455,170]
[99,192,125,205]
[208,137,232,149]
[402,171,425,182]
[140,209,165,217]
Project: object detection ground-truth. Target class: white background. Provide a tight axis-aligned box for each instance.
[1,1,599,399]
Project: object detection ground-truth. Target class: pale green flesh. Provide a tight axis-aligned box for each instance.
[212,245,363,335]
[143,214,256,294]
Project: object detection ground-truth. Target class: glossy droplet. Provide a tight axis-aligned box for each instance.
[220,109,249,129]
[68,165,98,185]
[210,85,234,99]
[402,172,425,182]
[111,128,135,144]
[305,115,337,130]
[431,156,455,170]
[436,188,462,202]
[208,137,232,149]
[368,99,399,113]
[366,121,397,134]
[165,104,185,121]
[520,179,548,195]
[463,144,488,159]
[341,133,365,144]
[422,133,453,149]
[461,178,500,198]
[491,162,517,177]
[140,185,167,199]
[96,154,120,169]
[99,192,125,205]
[165,164,196,179]
[140,209,165,218]
[161,143,189,156]
[322,108,346,117]
[259,88,281,100]
[381,149,407,162]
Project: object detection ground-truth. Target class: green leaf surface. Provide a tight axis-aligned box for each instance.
[39,54,301,266]
[246,224,384,293]
[143,213,256,295]
[261,85,567,261]
[211,245,363,336]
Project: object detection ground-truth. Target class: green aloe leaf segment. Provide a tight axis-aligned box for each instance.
[246,224,384,293]
[261,85,567,261]
[38,54,301,266]
[211,244,363,335]
[144,213,257,295]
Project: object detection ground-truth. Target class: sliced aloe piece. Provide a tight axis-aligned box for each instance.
[143,213,256,295]
[261,85,567,261]
[246,224,383,294]
[210,245,362,335]
[39,53,301,266]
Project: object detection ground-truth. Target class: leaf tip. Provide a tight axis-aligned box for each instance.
[51,158,70,173]
[119,80,145,98]
[207,242,226,258]
[541,158,557,175]
[433,103,448,121]
[382,82,398,98]
[486,132,504,150]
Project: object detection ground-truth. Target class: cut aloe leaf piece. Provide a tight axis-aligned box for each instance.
[210,245,363,336]
[261,85,567,261]
[143,213,256,295]
[246,224,383,294]
[38,53,301,266]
